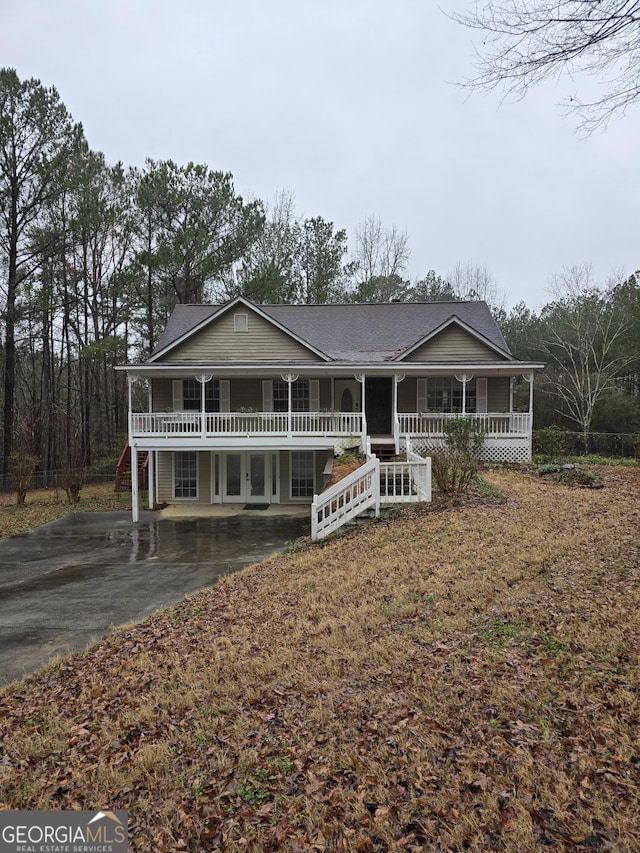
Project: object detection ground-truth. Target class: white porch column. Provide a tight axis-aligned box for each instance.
[196,374,212,437]
[147,449,155,510]
[455,374,473,416]
[528,372,534,438]
[131,443,139,523]
[127,375,134,440]
[394,374,405,453]
[355,374,366,448]
[281,373,298,438]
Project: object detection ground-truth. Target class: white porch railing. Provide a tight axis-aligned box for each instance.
[131,411,363,439]
[399,412,531,437]
[131,410,529,442]
[311,448,432,540]
[311,457,379,541]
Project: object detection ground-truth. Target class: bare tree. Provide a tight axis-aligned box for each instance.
[447,261,506,310]
[352,216,410,301]
[219,189,301,304]
[541,264,635,449]
[452,1,640,130]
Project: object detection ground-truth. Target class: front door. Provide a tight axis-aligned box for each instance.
[334,380,361,413]
[365,377,392,435]
[223,452,270,503]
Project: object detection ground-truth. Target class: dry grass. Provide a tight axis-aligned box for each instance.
[0,481,130,539]
[1,467,639,851]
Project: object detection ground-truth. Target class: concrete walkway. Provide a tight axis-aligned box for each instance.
[0,509,309,688]
[158,503,311,519]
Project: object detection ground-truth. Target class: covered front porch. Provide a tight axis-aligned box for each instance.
[126,367,536,464]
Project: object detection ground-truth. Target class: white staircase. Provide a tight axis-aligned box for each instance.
[311,441,431,541]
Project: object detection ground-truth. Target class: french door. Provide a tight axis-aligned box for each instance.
[222,452,273,503]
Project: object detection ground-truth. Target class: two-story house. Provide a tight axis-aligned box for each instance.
[119,296,543,521]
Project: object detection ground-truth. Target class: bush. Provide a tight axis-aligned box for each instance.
[61,466,86,504]
[537,463,562,475]
[10,454,39,506]
[561,466,600,488]
[533,427,566,461]
[428,417,486,494]
[537,463,601,488]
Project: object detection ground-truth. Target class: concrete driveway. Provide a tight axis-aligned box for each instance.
[0,510,309,687]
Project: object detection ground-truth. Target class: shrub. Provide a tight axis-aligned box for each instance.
[536,463,562,475]
[537,463,601,488]
[428,417,486,494]
[533,426,566,461]
[562,466,600,488]
[10,454,39,506]
[61,465,86,504]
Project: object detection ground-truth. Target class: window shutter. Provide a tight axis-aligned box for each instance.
[172,380,183,410]
[219,380,230,413]
[477,378,488,413]
[309,380,320,411]
[262,380,273,412]
[417,378,427,412]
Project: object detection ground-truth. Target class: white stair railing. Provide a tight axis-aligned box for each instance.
[311,457,380,541]
[379,457,431,503]
[310,438,432,541]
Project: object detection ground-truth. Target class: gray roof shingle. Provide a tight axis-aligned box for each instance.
[151,300,511,363]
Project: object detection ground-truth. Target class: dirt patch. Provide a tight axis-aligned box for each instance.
[324,454,365,488]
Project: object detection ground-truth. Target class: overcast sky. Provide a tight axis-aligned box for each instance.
[2,0,638,309]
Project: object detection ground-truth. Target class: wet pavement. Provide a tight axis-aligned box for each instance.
[0,511,309,687]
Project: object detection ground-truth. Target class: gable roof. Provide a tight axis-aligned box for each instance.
[150,296,329,362]
[150,298,513,364]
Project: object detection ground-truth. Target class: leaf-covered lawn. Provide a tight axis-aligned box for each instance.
[1,468,639,851]
[0,482,130,539]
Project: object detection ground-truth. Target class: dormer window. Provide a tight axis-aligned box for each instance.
[234,313,248,332]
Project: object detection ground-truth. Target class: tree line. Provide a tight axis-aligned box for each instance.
[0,68,638,481]
[499,265,639,451]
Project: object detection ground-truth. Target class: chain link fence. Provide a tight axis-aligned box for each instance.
[534,430,639,459]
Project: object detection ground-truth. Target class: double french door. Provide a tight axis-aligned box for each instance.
[222,452,275,503]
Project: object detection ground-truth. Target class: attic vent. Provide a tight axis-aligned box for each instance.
[234,312,248,332]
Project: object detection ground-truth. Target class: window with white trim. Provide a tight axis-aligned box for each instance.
[273,379,310,412]
[291,451,314,498]
[427,378,476,413]
[182,379,220,412]
[174,451,197,498]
